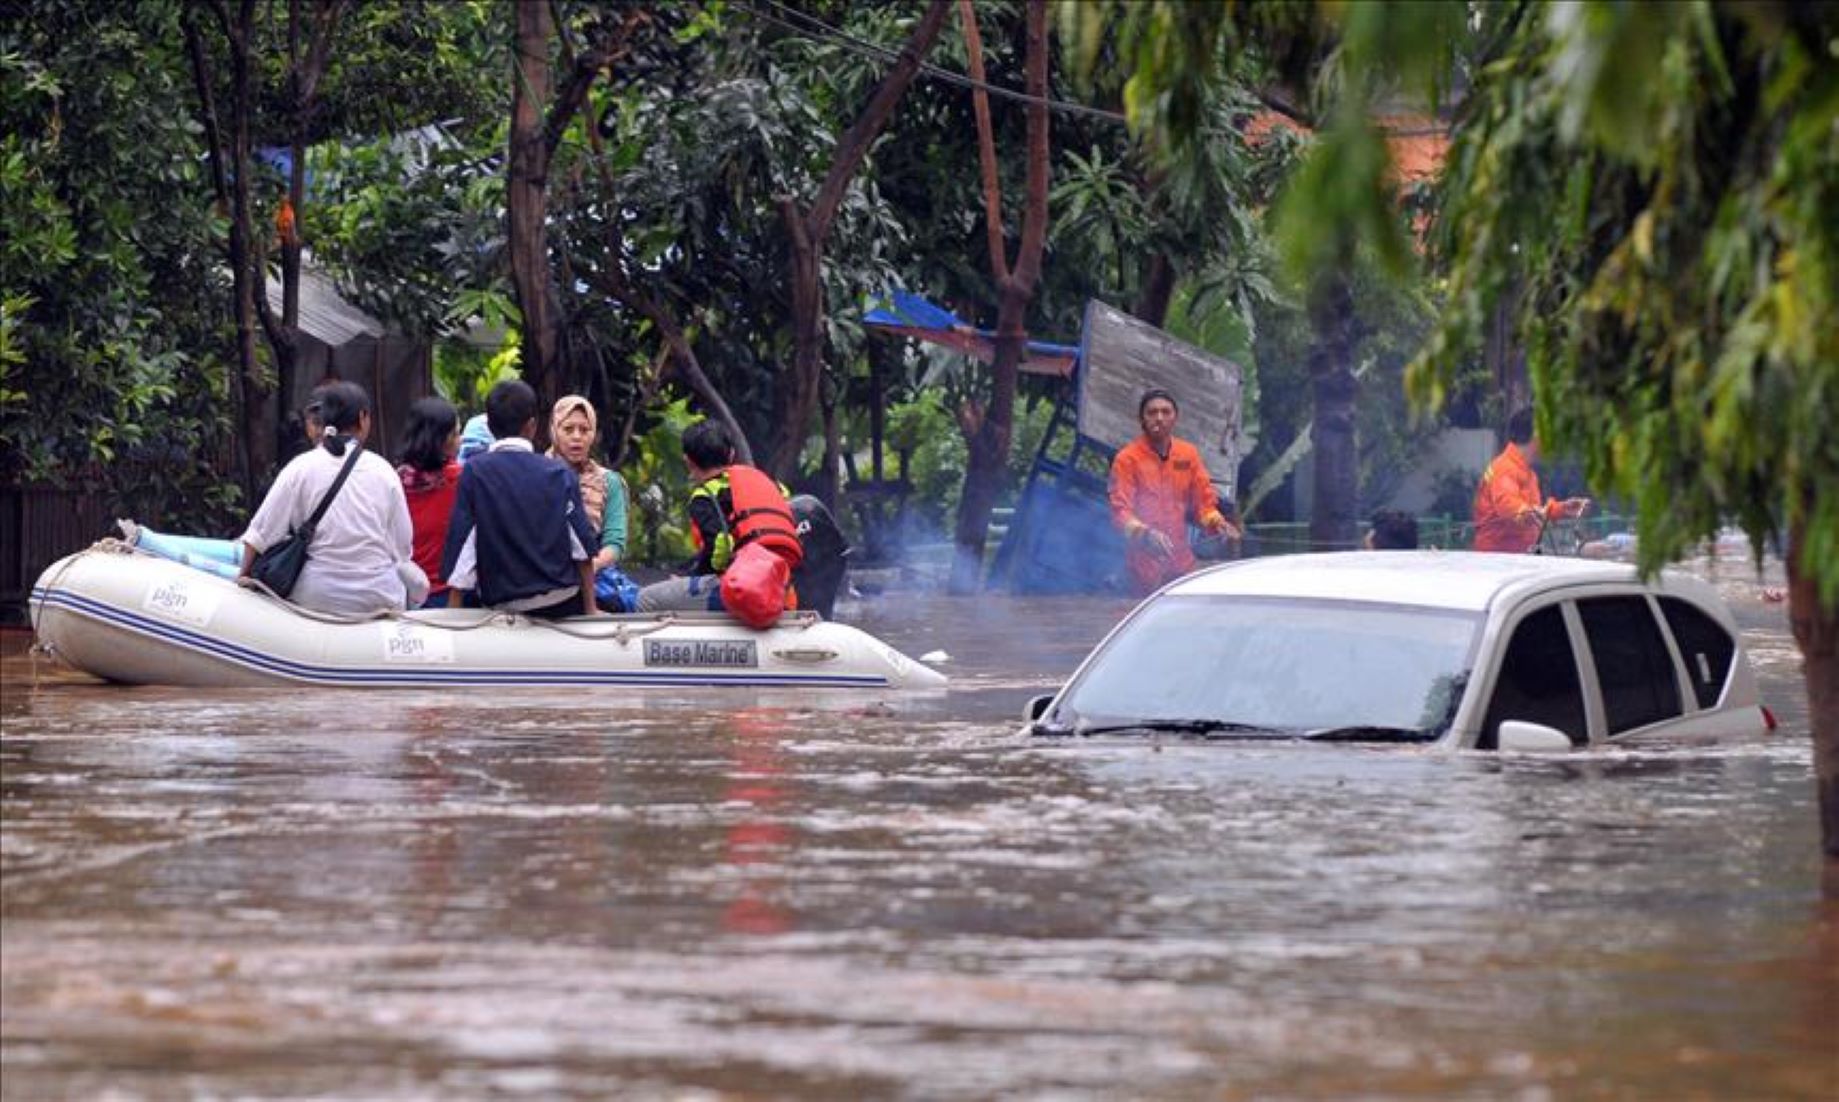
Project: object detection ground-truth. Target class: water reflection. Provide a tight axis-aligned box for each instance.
[2,580,1833,1098]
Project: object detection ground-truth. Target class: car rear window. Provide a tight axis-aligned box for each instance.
[1660,596,1736,709]
[1480,605,1587,748]
[1578,596,1682,735]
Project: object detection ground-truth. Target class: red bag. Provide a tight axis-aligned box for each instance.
[720,541,792,628]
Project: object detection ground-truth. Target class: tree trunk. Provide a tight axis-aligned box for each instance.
[819,382,842,508]
[868,336,888,483]
[776,198,823,479]
[273,0,344,456]
[183,13,249,492]
[1134,252,1177,328]
[1787,519,1839,866]
[508,0,557,402]
[951,286,1025,590]
[267,132,304,463]
[766,0,950,480]
[1307,273,1359,551]
[949,0,1050,593]
[222,3,276,488]
[190,0,359,486]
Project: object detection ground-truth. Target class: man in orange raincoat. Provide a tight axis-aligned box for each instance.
[1109,388,1241,594]
[1472,408,1591,553]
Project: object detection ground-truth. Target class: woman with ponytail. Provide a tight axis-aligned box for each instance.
[239,381,425,614]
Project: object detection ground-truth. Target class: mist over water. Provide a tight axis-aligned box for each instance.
[3,564,1833,1099]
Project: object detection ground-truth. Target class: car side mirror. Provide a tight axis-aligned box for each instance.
[1023,694,1054,724]
[1496,720,1575,753]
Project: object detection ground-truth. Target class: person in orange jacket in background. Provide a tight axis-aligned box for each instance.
[1109,388,1242,594]
[1472,408,1591,553]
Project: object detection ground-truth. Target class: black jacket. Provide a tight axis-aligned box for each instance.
[442,448,596,607]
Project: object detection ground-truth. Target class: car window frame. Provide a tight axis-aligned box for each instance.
[1653,593,1738,712]
[1564,588,1698,740]
[1469,594,1598,748]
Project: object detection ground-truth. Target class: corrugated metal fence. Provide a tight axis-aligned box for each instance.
[0,487,114,626]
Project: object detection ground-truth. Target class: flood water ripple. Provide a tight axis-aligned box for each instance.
[3,579,1836,1099]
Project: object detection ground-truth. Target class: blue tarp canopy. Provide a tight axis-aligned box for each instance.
[863,290,1078,377]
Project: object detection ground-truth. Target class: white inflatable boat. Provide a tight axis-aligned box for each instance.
[28,543,946,691]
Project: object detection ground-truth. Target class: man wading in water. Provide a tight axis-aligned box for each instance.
[1472,408,1590,553]
[1108,387,1241,595]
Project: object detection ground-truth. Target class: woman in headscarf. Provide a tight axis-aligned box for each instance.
[548,395,638,611]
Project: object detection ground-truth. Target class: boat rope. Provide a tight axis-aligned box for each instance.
[26,639,56,691]
[31,543,98,611]
[529,615,678,645]
[76,536,822,638]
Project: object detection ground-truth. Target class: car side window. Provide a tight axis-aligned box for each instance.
[1578,596,1683,735]
[1480,606,1588,749]
[1659,597,1736,709]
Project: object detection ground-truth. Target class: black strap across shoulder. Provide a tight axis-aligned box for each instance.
[304,443,364,529]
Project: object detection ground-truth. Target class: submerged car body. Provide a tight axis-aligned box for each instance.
[1029,551,1770,750]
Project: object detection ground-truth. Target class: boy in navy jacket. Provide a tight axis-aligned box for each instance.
[442,381,598,617]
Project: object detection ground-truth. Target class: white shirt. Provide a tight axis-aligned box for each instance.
[241,443,415,615]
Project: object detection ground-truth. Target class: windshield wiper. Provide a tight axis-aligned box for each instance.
[1300,725,1440,744]
[1040,718,1289,739]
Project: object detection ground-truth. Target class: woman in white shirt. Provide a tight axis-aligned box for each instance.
[239,381,424,615]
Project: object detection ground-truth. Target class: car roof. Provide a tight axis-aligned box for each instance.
[1164,551,1673,613]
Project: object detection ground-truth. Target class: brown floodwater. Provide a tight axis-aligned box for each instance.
[3,562,1836,1099]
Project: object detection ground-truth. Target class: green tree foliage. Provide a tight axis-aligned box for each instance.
[306,120,512,338]
[1415,1,1838,602]
[1242,262,1439,524]
[620,396,701,566]
[883,388,1055,534]
[0,0,243,526]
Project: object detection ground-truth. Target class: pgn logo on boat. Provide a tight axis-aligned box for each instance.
[644,639,759,668]
[380,623,455,664]
[140,579,221,627]
[148,584,190,614]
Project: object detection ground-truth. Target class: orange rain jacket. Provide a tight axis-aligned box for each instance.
[1109,435,1229,594]
[1471,442,1563,553]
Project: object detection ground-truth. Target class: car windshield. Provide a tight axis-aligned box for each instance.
[1051,596,1481,738]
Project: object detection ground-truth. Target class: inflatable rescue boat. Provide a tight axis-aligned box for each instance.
[28,542,946,691]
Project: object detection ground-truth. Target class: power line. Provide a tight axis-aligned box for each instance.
[738,0,1451,142]
[738,0,1133,126]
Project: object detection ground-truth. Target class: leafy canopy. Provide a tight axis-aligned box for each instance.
[1064,0,1839,604]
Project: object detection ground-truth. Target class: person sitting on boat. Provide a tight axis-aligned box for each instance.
[440,380,598,618]
[397,396,462,609]
[637,420,803,616]
[548,394,640,613]
[239,381,427,615]
[123,387,336,581]
[457,412,494,463]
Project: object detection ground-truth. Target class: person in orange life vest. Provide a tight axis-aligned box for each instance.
[636,420,803,613]
[1108,387,1242,594]
[1472,407,1591,553]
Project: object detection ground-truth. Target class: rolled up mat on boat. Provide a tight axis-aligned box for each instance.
[123,522,244,581]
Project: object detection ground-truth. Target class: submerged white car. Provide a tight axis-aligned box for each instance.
[1027,552,1774,751]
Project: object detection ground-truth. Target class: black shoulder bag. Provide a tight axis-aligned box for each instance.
[247,444,363,598]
